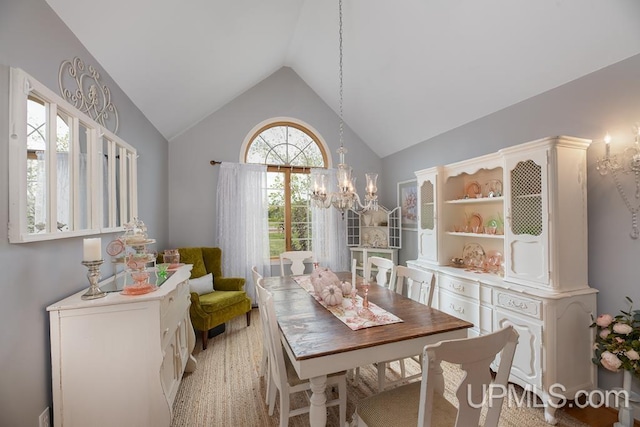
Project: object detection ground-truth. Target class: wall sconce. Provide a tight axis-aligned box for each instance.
[596,124,640,239]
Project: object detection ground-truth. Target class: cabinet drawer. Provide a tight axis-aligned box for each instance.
[438,274,478,300]
[161,282,190,347]
[160,279,189,316]
[494,291,542,320]
[439,290,478,326]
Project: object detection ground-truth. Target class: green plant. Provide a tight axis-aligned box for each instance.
[591,297,640,378]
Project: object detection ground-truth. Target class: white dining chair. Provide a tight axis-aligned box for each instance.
[355,325,519,427]
[395,265,435,306]
[365,256,396,289]
[279,250,315,276]
[254,274,274,406]
[251,265,269,384]
[376,266,436,391]
[255,277,347,427]
[353,256,397,386]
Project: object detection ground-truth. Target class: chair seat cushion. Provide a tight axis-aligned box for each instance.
[199,291,248,313]
[357,381,457,427]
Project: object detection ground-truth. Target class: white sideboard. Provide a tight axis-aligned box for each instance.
[47,265,196,427]
[408,136,597,424]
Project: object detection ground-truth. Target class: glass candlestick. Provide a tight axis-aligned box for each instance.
[361,281,370,308]
[81,260,106,300]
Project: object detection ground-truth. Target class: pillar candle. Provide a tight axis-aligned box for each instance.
[83,238,102,261]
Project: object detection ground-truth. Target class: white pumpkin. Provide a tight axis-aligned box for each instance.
[323,269,341,285]
[321,284,343,306]
[312,267,343,294]
[311,272,333,295]
[341,281,353,295]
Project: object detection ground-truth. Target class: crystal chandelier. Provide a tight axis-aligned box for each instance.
[596,124,640,239]
[310,0,379,217]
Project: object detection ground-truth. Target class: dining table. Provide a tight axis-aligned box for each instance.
[261,271,473,427]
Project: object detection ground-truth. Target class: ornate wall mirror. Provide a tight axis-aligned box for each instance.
[9,67,137,243]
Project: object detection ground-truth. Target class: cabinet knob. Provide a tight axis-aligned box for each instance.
[163,328,169,336]
[507,299,528,310]
[449,303,464,314]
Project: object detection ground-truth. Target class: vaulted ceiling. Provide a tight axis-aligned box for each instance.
[45,0,640,157]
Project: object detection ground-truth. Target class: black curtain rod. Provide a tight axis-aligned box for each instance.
[209,161,308,171]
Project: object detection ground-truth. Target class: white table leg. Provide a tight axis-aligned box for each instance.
[309,375,328,427]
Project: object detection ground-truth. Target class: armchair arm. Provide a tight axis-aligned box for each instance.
[214,277,245,292]
[189,292,209,319]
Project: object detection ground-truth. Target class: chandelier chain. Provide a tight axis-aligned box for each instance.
[309,0,379,216]
[339,0,344,148]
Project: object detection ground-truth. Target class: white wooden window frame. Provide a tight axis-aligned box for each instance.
[8,67,137,243]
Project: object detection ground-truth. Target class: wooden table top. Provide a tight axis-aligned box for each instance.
[261,272,473,361]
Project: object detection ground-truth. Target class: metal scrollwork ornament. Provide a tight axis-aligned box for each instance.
[58,57,119,134]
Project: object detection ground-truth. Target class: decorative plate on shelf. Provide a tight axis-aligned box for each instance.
[121,283,157,296]
[468,212,483,230]
[106,239,124,256]
[167,263,185,271]
[368,229,387,248]
[462,242,485,268]
[485,179,503,197]
[121,238,156,246]
[465,181,481,198]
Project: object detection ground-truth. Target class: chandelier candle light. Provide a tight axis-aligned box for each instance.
[596,124,640,239]
[310,0,379,217]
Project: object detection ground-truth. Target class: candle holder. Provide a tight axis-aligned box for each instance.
[81,260,106,300]
[360,282,370,308]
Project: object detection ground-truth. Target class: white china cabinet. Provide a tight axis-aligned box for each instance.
[47,265,196,427]
[347,206,401,279]
[408,136,597,425]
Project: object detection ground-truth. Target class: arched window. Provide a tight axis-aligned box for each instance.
[244,120,328,257]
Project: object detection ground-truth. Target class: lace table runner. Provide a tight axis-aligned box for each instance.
[293,275,403,331]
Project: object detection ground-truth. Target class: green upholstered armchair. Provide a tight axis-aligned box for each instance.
[170,247,251,350]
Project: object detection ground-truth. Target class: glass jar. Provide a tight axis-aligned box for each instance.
[164,249,180,267]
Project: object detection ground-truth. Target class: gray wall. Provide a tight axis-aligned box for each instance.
[381,53,640,393]
[0,1,169,426]
[1,1,637,424]
[168,66,382,248]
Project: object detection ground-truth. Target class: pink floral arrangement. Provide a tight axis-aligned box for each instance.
[591,297,640,377]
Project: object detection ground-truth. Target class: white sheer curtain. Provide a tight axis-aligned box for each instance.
[216,163,269,305]
[311,168,349,271]
[34,152,71,232]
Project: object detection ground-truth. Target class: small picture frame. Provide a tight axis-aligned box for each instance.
[397,179,418,231]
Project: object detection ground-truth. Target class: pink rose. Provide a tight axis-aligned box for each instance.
[599,329,611,339]
[596,314,614,327]
[626,350,640,361]
[601,351,622,372]
[613,323,634,335]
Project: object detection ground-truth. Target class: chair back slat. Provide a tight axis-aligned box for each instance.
[366,256,396,290]
[395,265,435,306]
[279,251,315,276]
[417,325,519,427]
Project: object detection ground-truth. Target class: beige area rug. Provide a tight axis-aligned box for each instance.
[172,309,588,427]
